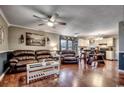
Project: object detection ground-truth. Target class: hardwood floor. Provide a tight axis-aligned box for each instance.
[0,60,124,87]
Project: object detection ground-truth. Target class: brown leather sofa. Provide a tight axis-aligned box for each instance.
[9,50,55,72]
[35,50,54,62]
[60,50,79,64]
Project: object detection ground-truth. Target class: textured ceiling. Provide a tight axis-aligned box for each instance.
[0,5,123,37]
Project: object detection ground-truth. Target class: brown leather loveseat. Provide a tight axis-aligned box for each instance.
[60,50,79,64]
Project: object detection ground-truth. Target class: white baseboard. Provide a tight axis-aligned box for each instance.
[0,67,10,81]
[118,69,124,73]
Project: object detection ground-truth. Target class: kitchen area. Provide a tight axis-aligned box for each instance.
[78,37,118,61]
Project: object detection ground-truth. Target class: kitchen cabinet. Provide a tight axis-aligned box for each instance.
[95,38,113,47]
[106,51,114,60]
[78,39,89,47]
[107,38,113,46]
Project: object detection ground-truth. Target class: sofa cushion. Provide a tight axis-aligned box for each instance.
[15,56,35,61]
[37,55,51,59]
[38,58,54,62]
[10,58,18,63]
[35,50,51,55]
[63,61,78,64]
[62,54,75,57]
[16,60,37,66]
[13,50,35,56]
[64,57,77,61]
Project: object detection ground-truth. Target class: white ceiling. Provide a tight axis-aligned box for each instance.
[0,5,123,37]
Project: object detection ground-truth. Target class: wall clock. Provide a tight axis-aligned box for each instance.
[0,26,4,44]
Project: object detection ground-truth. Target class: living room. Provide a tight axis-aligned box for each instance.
[0,5,124,87]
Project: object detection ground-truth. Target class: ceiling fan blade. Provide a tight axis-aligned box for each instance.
[38,23,44,26]
[33,15,49,22]
[33,15,43,19]
[58,22,67,25]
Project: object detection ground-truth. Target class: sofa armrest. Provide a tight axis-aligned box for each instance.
[59,54,63,58]
[76,55,79,57]
[60,55,64,58]
[9,58,18,66]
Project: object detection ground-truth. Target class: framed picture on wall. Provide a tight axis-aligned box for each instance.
[26,32,46,46]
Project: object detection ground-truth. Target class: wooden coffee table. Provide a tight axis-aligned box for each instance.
[26,60,60,84]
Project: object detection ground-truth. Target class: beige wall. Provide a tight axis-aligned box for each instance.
[0,12,8,75]
[8,26,59,51]
[0,15,8,52]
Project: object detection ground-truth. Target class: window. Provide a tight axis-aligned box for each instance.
[61,39,67,50]
[60,36,78,51]
[68,40,72,50]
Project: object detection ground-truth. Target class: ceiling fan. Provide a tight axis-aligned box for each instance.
[33,13,67,28]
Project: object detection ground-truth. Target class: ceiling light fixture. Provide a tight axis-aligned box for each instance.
[47,21,54,27]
